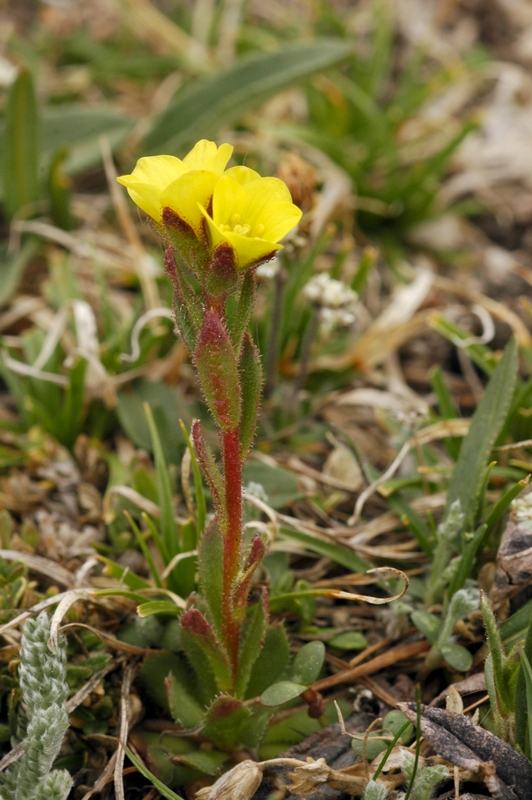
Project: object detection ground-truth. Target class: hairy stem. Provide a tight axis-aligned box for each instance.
[221,425,244,686]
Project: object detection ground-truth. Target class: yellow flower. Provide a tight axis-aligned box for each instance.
[199,166,302,269]
[117,139,233,233]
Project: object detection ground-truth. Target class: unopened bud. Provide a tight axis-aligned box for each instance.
[195,760,262,800]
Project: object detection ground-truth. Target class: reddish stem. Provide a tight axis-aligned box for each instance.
[221,425,243,686]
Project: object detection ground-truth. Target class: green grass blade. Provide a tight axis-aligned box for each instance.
[483,476,531,531]
[2,70,40,219]
[124,511,162,588]
[279,526,371,573]
[444,338,518,534]
[124,746,185,800]
[143,38,353,154]
[144,403,179,562]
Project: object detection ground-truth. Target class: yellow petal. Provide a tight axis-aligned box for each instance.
[211,174,247,227]
[120,184,163,222]
[251,201,302,242]
[118,155,187,191]
[161,170,220,234]
[224,230,281,268]
[242,177,294,226]
[200,210,281,269]
[182,140,233,174]
[117,155,188,222]
[224,166,262,185]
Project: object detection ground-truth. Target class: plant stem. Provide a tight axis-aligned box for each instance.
[221,425,244,685]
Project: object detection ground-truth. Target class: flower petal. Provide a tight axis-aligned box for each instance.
[224,166,262,185]
[224,230,281,268]
[118,155,186,190]
[161,170,221,234]
[242,177,294,223]
[117,155,188,222]
[251,201,302,242]
[183,140,233,174]
[211,174,247,227]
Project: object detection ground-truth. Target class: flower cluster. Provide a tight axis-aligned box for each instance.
[117,140,302,271]
[303,272,358,334]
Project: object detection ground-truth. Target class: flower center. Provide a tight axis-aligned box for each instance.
[218,213,266,238]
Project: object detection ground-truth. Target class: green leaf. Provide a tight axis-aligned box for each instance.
[143,38,353,154]
[202,696,250,748]
[351,736,388,761]
[179,420,206,535]
[445,338,518,535]
[292,641,325,685]
[198,520,224,637]
[239,335,262,461]
[515,610,532,755]
[173,750,227,776]
[166,671,205,729]
[483,476,531,531]
[2,70,40,219]
[42,104,133,176]
[501,599,532,645]
[410,610,441,645]
[116,380,185,465]
[124,746,185,800]
[328,631,368,651]
[448,523,487,597]
[139,652,190,715]
[227,270,255,355]
[137,601,181,618]
[246,625,290,699]
[244,463,303,510]
[195,312,241,432]
[180,609,232,694]
[279,526,371,572]
[98,557,151,590]
[440,643,473,672]
[260,680,308,707]
[236,601,268,699]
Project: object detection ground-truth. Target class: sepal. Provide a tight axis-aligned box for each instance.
[162,206,209,277]
[206,242,239,297]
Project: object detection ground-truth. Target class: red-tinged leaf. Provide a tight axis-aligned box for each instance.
[180,609,232,693]
[194,311,241,432]
[233,536,267,616]
[192,419,225,522]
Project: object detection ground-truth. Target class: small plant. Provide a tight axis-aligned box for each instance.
[0,612,72,800]
[116,139,307,778]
